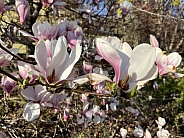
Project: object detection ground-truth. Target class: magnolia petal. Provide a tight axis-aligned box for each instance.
[87,73,112,85]
[167,52,181,67]
[46,36,68,76]
[96,38,122,83]
[69,75,89,85]
[150,34,159,48]
[128,43,156,81]
[144,129,152,138]
[35,39,48,70]
[23,102,40,122]
[58,43,82,80]
[21,86,36,101]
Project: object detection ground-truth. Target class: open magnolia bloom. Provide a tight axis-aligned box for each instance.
[41,0,66,8]
[96,36,158,92]
[150,34,182,76]
[21,85,67,121]
[34,36,82,85]
[0,47,19,66]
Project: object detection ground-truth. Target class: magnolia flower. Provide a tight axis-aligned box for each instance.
[157,128,170,138]
[83,61,93,74]
[155,117,166,129]
[150,34,159,48]
[23,102,40,122]
[110,97,119,111]
[41,0,66,8]
[1,73,18,94]
[153,81,158,91]
[0,0,10,14]
[0,48,19,66]
[120,128,127,138]
[133,125,144,138]
[156,52,182,75]
[66,26,83,49]
[18,61,39,83]
[120,1,132,15]
[125,107,140,115]
[76,101,92,126]
[57,19,83,49]
[21,85,67,121]
[92,105,106,124]
[96,36,158,92]
[15,0,30,23]
[34,36,82,84]
[81,93,87,103]
[150,34,182,76]
[32,21,58,40]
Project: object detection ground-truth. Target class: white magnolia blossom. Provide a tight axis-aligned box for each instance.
[157,128,170,138]
[120,128,127,138]
[155,117,166,129]
[133,125,144,138]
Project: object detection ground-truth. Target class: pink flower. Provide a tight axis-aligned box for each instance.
[0,48,19,66]
[57,19,83,49]
[156,52,182,75]
[18,61,39,83]
[96,36,158,92]
[0,0,10,14]
[34,36,82,84]
[41,0,66,8]
[1,73,18,94]
[15,0,30,23]
[83,61,93,74]
[120,1,132,15]
[150,34,159,48]
[32,21,58,40]
[153,81,158,91]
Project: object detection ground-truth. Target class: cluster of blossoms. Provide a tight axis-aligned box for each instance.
[119,117,169,138]
[0,0,183,137]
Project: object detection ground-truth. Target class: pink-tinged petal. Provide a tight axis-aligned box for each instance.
[15,0,30,23]
[23,102,40,122]
[150,34,159,48]
[128,43,156,81]
[58,43,82,80]
[32,22,40,37]
[156,53,168,75]
[46,36,67,76]
[34,39,48,70]
[67,31,77,48]
[21,86,36,101]
[167,52,181,67]
[18,65,27,80]
[145,129,152,138]
[96,38,122,83]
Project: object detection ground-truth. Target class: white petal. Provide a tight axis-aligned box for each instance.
[35,39,48,70]
[23,102,40,122]
[128,43,156,81]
